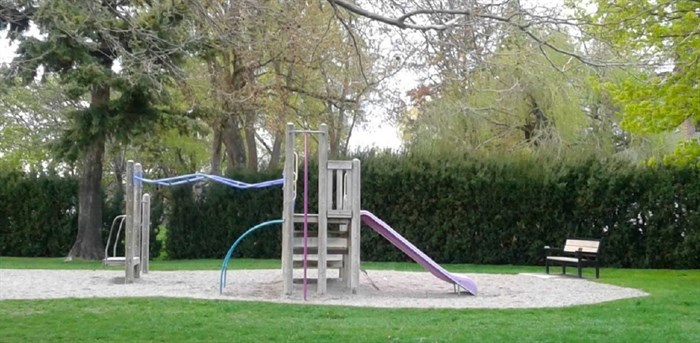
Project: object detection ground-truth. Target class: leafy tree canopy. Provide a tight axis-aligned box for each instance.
[575,0,700,166]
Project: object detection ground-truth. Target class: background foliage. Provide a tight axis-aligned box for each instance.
[2,155,698,269]
[163,154,699,269]
[0,171,163,258]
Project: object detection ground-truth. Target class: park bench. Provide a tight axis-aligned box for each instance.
[544,239,601,278]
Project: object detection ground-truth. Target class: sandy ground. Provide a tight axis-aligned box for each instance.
[0,269,647,309]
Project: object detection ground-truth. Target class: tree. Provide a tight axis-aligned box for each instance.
[0,76,78,172]
[1,0,194,259]
[188,0,378,173]
[571,0,700,165]
[401,27,624,156]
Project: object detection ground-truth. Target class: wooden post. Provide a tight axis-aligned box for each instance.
[125,161,135,283]
[141,193,151,274]
[132,163,143,279]
[282,123,295,295]
[317,124,328,295]
[349,158,361,293]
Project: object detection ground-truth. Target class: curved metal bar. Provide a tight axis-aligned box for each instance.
[219,219,284,294]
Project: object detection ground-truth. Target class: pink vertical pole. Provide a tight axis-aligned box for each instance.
[303,133,309,301]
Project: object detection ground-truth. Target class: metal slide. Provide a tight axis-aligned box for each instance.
[360,210,478,295]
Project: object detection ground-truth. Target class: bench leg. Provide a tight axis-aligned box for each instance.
[545,260,549,275]
[562,265,566,275]
[577,264,582,278]
[595,264,599,279]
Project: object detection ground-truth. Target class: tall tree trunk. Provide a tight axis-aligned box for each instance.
[244,109,258,171]
[68,86,109,260]
[221,115,247,173]
[268,130,283,170]
[210,124,224,176]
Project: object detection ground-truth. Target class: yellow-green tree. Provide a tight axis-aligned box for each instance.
[577,0,700,166]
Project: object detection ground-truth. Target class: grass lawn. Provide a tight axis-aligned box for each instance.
[0,257,698,342]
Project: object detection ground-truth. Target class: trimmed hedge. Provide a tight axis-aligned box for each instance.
[359,155,700,269]
[5,155,698,269]
[164,155,700,269]
[0,171,162,258]
[165,171,284,259]
[0,172,80,256]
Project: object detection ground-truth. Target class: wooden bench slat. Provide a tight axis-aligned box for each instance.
[563,239,600,254]
[563,246,599,253]
[565,239,600,248]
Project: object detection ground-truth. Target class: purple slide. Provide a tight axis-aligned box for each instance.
[361,210,478,295]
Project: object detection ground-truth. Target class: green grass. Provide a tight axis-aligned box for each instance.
[1,257,699,342]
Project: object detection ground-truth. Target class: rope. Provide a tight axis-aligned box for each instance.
[133,173,283,189]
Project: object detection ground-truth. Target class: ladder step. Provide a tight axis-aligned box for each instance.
[293,247,348,255]
[293,277,341,284]
[293,260,344,268]
[293,237,347,247]
[293,230,348,238]
[293,214,352,224]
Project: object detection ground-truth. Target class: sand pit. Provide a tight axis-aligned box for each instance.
[0,269,647,309]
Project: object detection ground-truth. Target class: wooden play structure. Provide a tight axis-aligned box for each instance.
[103,161,151,283]
[281,123,361,296]
[117,123,477,297]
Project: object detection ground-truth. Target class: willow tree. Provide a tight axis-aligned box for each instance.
[400,21,624,156]
[1,0,193,259]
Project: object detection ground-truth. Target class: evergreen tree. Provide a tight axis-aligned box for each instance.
[1,0,192,259]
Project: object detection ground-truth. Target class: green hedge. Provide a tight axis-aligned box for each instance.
[359,155,700,269]
[0,172,79,256]
[0,171,162,258]
[163,155,700,269]
[7,154,696,269]
[165,171,284,259]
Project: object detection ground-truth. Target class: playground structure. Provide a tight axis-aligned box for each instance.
[222,123,476,296]
[113,123,477,295]
[281,123,361,296]
[103,161,151,283]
